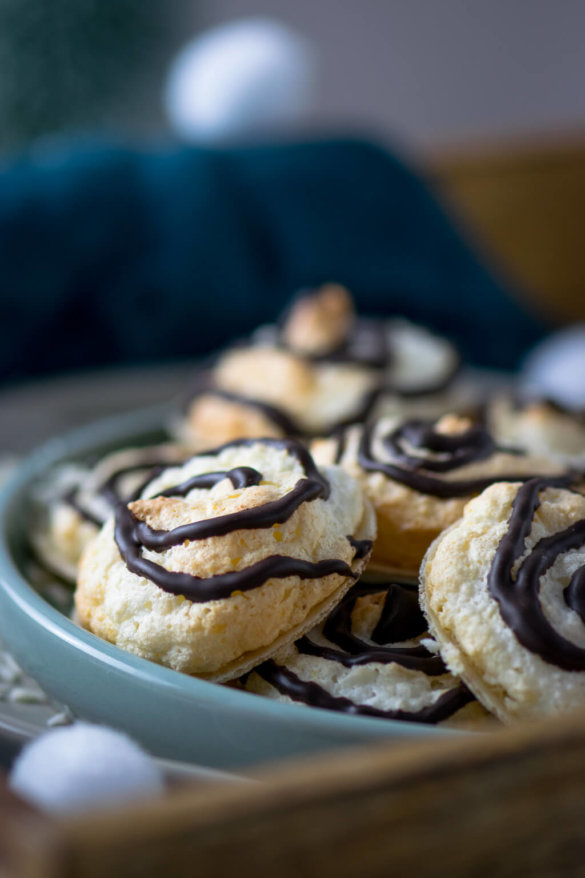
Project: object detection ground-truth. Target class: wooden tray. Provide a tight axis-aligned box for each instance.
[2,709,585,877]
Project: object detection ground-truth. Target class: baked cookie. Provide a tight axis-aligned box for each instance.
[76,438,376,681]
[422,477,585,722]
[177,284,464,447]
[488,394,585,469]
[245,577,490,727]
[32,443,190,583]
[312,414,572,577]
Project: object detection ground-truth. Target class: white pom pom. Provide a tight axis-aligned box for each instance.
[521,325,585,408]
[9,723,165,814]
[165,18,316,143]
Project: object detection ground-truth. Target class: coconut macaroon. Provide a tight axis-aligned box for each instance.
[176,283,464,448]
[245,577,491,728]
[488,395,585,470]
[76,438,376,682]
[421,478,585,723]
[31,444,190,584]
[312,414,572,578]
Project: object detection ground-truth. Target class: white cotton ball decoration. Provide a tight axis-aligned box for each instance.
[521,325,585,408]
[9,723,165,814]
[165,18,317,142]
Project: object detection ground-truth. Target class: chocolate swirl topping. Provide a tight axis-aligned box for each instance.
[114,438,365,603]
[255,662,471,723]
[255,579,472,723]
[298,580,445,674]
[355,419,569,499]
[487,476,585,671]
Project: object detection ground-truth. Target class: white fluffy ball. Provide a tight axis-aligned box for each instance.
[165,18,316,142]
[521,325,585,408]
[9,723,165,814]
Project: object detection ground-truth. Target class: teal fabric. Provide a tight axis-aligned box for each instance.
[0,138,546,383]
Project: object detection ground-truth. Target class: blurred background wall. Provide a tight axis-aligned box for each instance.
[194,0,585,154]
[2,0,584,156]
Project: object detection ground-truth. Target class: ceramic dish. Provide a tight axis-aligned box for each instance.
[0,406,459,771]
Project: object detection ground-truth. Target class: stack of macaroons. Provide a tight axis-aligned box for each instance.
[175,284,471,449]
[29,284,585,729]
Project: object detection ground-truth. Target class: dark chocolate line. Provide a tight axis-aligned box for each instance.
[100,459,175,506]
[347,536,373,560]
[156,466,262,498]
[319,579,445,674]
[297,635,445,674]
[383,421,497,473]
[488,477,585,670]
[64,455,191,526]
[124,477,326,551]
[565,566,585,624]
[113,515,355,600]
[62,488,102,528]
[198,437,331,498]
[357,421,572,499]
[255,661,472,723]
[331,428,348,464]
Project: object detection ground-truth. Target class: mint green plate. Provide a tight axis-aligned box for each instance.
[0,407,456,771]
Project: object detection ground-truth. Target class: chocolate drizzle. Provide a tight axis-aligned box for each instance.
[156,466,262,498]
[99,459,174,506]
[62,487,102,528]
[253,579,473,723]
[255,661,472,724]
[356,419,569,499]
[114,438,366,602]
[298,580,445,674]
[384,421,496,472]
[487,477,585,670]
[122,477,328,551]
[346,537,374,560]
